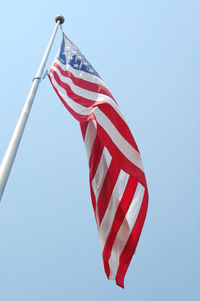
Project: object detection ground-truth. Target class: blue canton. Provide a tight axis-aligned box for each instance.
[58,34,100,78]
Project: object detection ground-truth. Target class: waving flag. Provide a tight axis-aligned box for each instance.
[48,33,148,288]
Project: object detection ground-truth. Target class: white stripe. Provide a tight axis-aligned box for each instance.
[50,72,143,172]
[50,65,124,120]
[84,119,97,161]
[94,109,144,172]
[92,147,112,206]
[99,170,130,250]
[53,58,105,87]
[108,183,145,279]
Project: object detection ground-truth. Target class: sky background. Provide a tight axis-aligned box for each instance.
[0,0,199,300]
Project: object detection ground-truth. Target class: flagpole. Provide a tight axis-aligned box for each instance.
[0,15,65,202]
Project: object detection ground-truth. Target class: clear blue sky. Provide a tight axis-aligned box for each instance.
[0,0,199,300]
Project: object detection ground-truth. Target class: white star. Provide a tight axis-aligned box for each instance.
[73,63,79,69]
[89,68,94,73]
[67,54,72,61]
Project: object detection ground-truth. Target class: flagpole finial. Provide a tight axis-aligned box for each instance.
[55,15,65,24]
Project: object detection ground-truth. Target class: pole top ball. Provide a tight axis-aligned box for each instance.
[55,15,65,24]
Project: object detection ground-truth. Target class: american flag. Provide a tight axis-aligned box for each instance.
[48,33,148,288]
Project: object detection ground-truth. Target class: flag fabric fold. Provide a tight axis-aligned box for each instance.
[48,33,148,288]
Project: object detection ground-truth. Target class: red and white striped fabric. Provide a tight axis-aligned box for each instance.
[48,33,148,288]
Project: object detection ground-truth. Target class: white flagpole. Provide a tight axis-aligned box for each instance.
[0,15,65,202]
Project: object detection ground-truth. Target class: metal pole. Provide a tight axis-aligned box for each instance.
[0,15,65,201]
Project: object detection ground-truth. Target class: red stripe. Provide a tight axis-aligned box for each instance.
[102,176,138,278]
[88,129,104,183]
[115,189,148,288]
[89,176,97,214]
[53,62,115,100]
[96,159,120,225]
[80,121,87,140]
